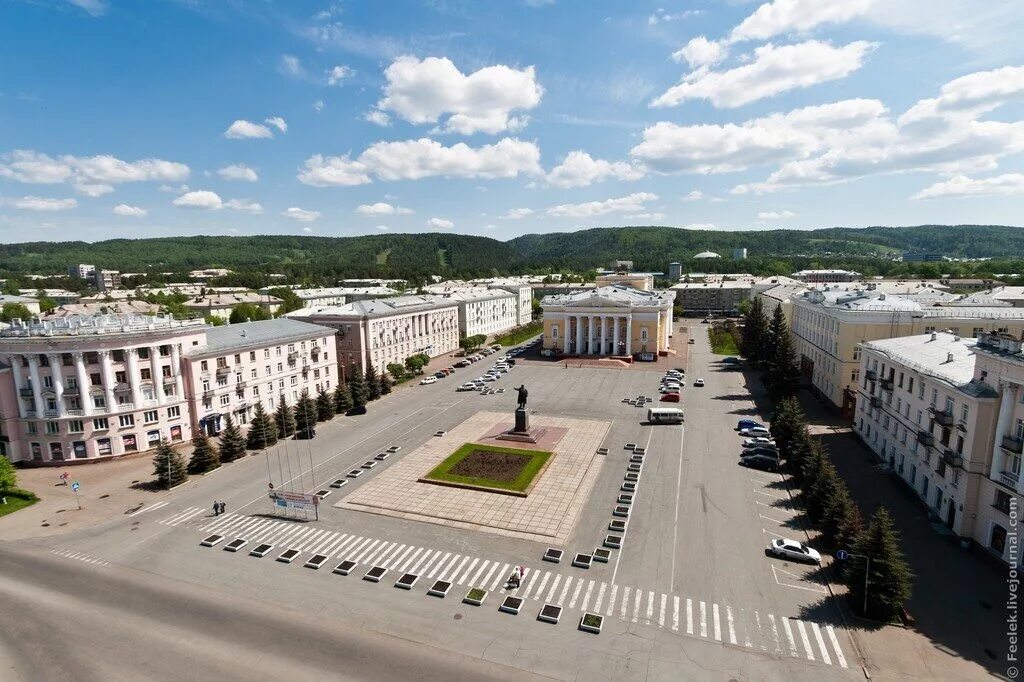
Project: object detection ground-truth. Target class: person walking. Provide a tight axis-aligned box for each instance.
[218,501,226,515]
[212,501,219,516]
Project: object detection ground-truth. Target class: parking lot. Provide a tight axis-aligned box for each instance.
[22,326,858,680]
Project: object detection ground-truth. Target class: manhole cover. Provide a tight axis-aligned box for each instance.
[454,613,463,620]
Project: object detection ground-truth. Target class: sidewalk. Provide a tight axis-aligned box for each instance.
[798,392,1008,681]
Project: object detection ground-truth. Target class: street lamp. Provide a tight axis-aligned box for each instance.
[837,549,873,616]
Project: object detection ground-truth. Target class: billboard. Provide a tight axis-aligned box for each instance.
[269,490,319,512]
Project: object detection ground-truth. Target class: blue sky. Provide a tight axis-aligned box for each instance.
[2,0,1024,243]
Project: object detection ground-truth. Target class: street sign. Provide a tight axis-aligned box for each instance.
[268,490,318,511]
[835,549,849,561]
[71,482,80,492]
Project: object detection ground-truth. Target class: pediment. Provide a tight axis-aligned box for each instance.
[564,296,626,308]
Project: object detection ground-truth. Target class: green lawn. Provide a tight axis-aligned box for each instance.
[708,327,740,355]
[423,442,552,493]
[494,320,543,347]
[0,489,39,518]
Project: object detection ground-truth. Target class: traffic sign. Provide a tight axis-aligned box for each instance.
[71,482,80,492]
[835,549,849,561]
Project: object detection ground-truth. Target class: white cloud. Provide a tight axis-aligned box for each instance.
[653,40,875,109]
[113,204,147,217]
[545,151,644,188]
[173,191,223,210]
[671,37,725,67]
[426,217,454,229]
[682,190,703,201]
[500,208,534,220]
[278,54,305,79]
[224,120,274,139]
[547,192,658,218]
[66,0,107,17]
[683,223,718,230]
[728,0,876,43]
[159,184,189,193]
[758,210,796,219]
[298,137,541,186]
[327,65,353,85]
[649,9,699,25]
[374,56,543,135]
[900,65,1024,125]
[912,174,1024,200]
[364,110,391,127]
[282,207,320,222]
[624,212,666,221]
[375,224,390,231]
[10,196,77,211]
[0,151,189,196]
[313,100,325,113]
[224,199,263,214]
[355,202,413,216]
[302,227,314,234]
[265,116,287,133]
[217,164,259,182]
[74,182,114,197]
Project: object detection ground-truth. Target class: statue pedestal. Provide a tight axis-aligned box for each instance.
[514,407,529,433]
[497,407,542,443]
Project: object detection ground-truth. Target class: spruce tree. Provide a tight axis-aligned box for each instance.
[334,380,353,414]
[294,390,318,433]
[821,484,863,549]
[770,397,805,456]
[845,507,914,621]
[348,363,368,408]
[741,297,768,367]
[379,372,392,396]
[275,394,296,438]
[784,426,813,482]
[765,304,800,397]
[246,402,278,449]
[804,456,840,525]
[218,413,247,462]
[152,439,187,488]
[187,432,221,474]
[316,387,336,421]
[365,364,381,400]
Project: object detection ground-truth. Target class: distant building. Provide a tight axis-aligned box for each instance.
[732,248,748,260]
[258,287,349,309]
[670,281,752,315]
[609,260,633,271]
[182,292,282,321]
[667,262,682,282]
[940,278,1004,293]
[189,268,234,282]
[69,264,96,280]
[903,252,944,262]
[424,286,518,338]
[693,251,721,260]
[791,269,861,283]
[43,300,162,319]
[0,295,41,316]
[96,270,121,293]
[20,289,81,306]
[595,272,654,291]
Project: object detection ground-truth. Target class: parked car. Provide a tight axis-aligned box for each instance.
[737,419,765,431]
[420,376,437,385]
[693,378,705,387]
[742,447,780,459]
[660,384,681,394]
[768,538,822,565]
[456,383,476,391]
[507,358,517,366]
[481,375,498,382]
[445,367,456,374]
[739,453,779,472]
[743,437,776,448]
[660,392,681,402]
[434,371,446,379]
[454,360,470,368]
[739,426,772,437]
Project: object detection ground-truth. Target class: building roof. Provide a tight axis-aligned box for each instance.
[0,313,205,339]
[792,269,860,277]
[189,318,335,357]
[0,294,37,306]
[754,275,804,287]
[42,300,162,319]
[861,332,996,398]
[183,292,282,309]
[290,295,458,320]
[758,284,808,303]
[541,284,673,308]
[693,251,721,259]
[670,281,752,290]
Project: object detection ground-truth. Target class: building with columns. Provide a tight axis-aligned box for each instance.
[540,285,675,359]
[0,314,206,463]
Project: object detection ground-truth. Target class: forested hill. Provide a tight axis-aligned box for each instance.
[0,224,1021,280]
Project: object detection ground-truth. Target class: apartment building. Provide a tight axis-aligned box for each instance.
[289,296,460,375]
[426,287,518,338]
[182,292,282,321]
[183,319,336,436]
[595,272,654,291]
[20,289,81,306]
[0,295,41,315]
[670,280,751,315]
[481,279,534,327]
[792,269,861,283]
[790,288,1024,416]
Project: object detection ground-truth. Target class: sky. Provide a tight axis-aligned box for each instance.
[2,0,1024,244]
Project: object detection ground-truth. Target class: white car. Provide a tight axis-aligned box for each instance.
[481,375,498,382]
[743,437,776,448]
[456,383,476,391]
[660,384,681,394]
[768,538,822,565]
[420,376,437,385]
[739,426,771,437]
[694,378,705,387]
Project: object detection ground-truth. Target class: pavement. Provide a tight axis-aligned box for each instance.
[0,327,863,680]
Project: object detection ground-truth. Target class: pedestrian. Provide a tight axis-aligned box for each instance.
[212,500,219,516]
[218,501,226,515]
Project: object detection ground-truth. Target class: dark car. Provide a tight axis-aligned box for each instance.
[742,447,780,459]
[296,425,317,440]
[737,419,765,430]
[434,371,446,379]
[507,358,516,365]
[739,454,779,472]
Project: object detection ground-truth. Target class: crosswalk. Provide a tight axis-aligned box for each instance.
[158,508,849,668]
[127,500,170,517]
[50,548,111,566]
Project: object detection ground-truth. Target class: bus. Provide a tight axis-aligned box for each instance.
[648,407,684,425]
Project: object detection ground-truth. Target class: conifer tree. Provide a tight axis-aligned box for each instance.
[379,372,392,396]
[218,413,247,462]
[334,380,353,414]
[765,304,800,397]
[316,386,336,421]
[348,363,368,408]
[365,364,381,400]
[0,453,18,492]
[294,390,318,434]
[275,394,296,438]
[769,397,805,456]
[741,297,769,368]
[821,484,864,549]
[783,426,813,482]
[246,402,278,449]
[153,439,188,488]
[804,455,840,524]
[187,431,220,474]
[844,507,914,621]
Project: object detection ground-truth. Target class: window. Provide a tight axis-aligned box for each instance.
[216,357,227,369]
[115,371,127,384]
[203,399,212,409]
[97,438,112,455]
[250,351,256,361]
[90,372,102,386]
[201,360,209,371]
[973,327,984,338]
[290,376,298,386]
[168,405,180,419]
[93,417,109,430]
[264,349,270,359]
[234,354,241,364]
[276,346,282,356]
[68,420,84,433]
[147,430,161,446]
[122,434,138,452]
[253,386,260,396]
[93,395,106,409]
[112,350,125,362]
[995,490,1013,514]
[907,377,914,394]
[277,363,283,373]
[898,372,904,388]
[46,422,59,435]
[265,365,271,376]
[945,396,954,414]
[202,380,210,392]
[961,404,969,423]
[169,425,182,441]
[220,395,230,406]
[144,410,158,424]
[138,347,149,359]
[851,369,859,383]
[119,414,135,428]
[140,368,151,381]
[931,388,938,406]
[43,375,53,389]
[251,368,257,379]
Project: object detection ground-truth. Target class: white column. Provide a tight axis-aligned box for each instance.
[150,346,167,406]
[613,317,621,356]
[99,350,117,410]
[47,354,66,417]
[171,343,184,400]
[562,315,571,354]
[576,314,584,355]
[6,355,27,419]
[26,355,45,417]
[625,317,633,356]
[126,349,143,407]
[74,353,93,417]
[585,315,593,354]
[600,316,608,355]
[993,382,1019,483]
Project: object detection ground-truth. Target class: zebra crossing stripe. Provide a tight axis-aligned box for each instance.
[795,620,814,661]
[754,611,768,651]
[378,544,405,568]
[569,579,584,609]
[490,563,510,590]
[481,562,501,589]
[397,546,422,570]
[741,609,753,648]
[353,539,382,563]
[410,549,437,574]
[448,556,471,582]
[345,537,371,560]
[469,559,489,586]
[423,551,450,578]
[659,593,667,628]
[713,603,722,641]
[581,580,595,612]
[686,598,693,635]
[726,606,738,645]
[631,589,642,624]
[458,558,480,584]
[335,535,362,557]
[440,554,464,581]
[699,601,707,638]
[767,614,782,653]
[386,544,412,568]
[644,591,654,625]
[672,595,680,632]
[593,582,607,613]
[321,534,349,557]
[811,624,831,665]
[545,574,562,603]
[619,586,631,619]
[781,617,798,657]
[606,584,619,617]
[826,626,848,669]
[522,567,540,596]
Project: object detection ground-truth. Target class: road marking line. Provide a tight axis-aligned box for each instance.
[645,591,654,625]
[366,541,398,565]
[533,572,551,600]
[755,611,767,650]
[418,551,445,576]
[569,578,584,609]
[811,623,832,665]
[256,521,290,543]
[335,535,362,557]
[686,598,693,635]
[160,507,197,525]
[795,620,815,661]
[203,512,240,532]
[354,539,383,563]
[672,596,680,631]
[345,537,372,560]
[758,513,790,525]
[294,529,328,552]
[557,576,574,607]
[308,531,338,554]
[447,556,471,582]
[670,425,685,591]
[469,559,490,586]
[128,500,169,517]
[489,563,509,590]
[610,430,654,587]
[781,617,798,657]
[659,593,667,627]
[458,558,480,584]
[699,601,707,638]
[593,582,607,613]
[606,584,619,616]
[767,614,782,653]
[479,561,499,589]
[276,526,310,548]
[713,603,721,641]
[236,518,271,538]
[397,546,422,571]
[751,489,776,497]
[176,508,207,525]
[427,552,452,578]
[619,586,631,620]
[520,567,539,596]
[409,549,436,574]
[826,625,849,669]
[631,589,642,624]
[726,606,737,644]
[437,554,463,580]
[377,544,405,568]
[545,574,562,603]
[320,534,348,557]
[581,580,595,612]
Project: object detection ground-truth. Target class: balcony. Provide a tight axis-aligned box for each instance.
[44,410,59,418]
[1002,435,1024,454]
[114,382,132,394]
[932,408,954,426]
[870,395,882,408]
[942,449,964,468]
[865,369,877,381]
[116,402,135,412]
[1000,471,1020,489]
[917,430,935,446]
[880,377,894,391]
[66,409,84,417]
[63,387,79,396]
[25,409,37,417]
[234,379,247,389]
[287,351,299,361]
[18,387,34,398]
[216,366,230,377]
[162,375,176,385]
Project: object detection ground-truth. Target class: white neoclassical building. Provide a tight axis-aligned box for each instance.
[541,285,675,359]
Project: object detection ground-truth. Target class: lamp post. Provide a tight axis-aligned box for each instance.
[837,549,873,615]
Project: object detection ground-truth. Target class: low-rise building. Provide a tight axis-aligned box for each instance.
[595,272,655,291]
[258,287,349,308]
[289,296,460,375]
[183,319,337,436]
[96,270,121,292]
[480,279,533,327]
[189,268,233,282]
[667,262,682,282]
[541,285,674,359]
[670,280,751,316]
[792,269,861,283]
[940,278,1004,293]
[0,295,41,316]
[335,286,401,302]
[427,287,518,338]
[182,292,282,321]
[69,264,96,280]
[43,300,162,319]
[20,289,81,306]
